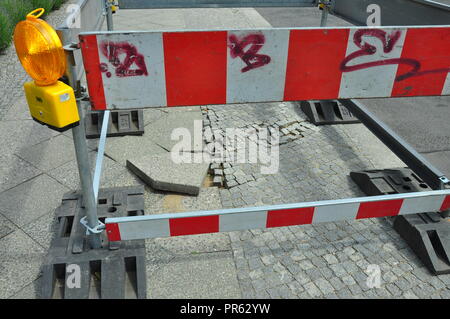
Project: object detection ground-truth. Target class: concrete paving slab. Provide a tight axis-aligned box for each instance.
[2,96,32,121]
[48,150,142,190]
[339,124,406,169]
[145,109,204,152]
[143,108,167,126]
[359,96,450,154]
[113,7,271,31]
[255,7,353,27]
[114,8,187,30]
[0,119,59,157]
[421,150,450,178]
[239,8,272,27]
[127,153,209,195]
[15,135,78,172]
[147,232,231,258]
[183,8,255,29]
[21,211,58,251]
[8,280,41,299]
[0,153,42,193]
[0,230,45,299]
[0,214,17,240]
[147,251,240,299]
[0,174,69,227]
[104,134,168,166]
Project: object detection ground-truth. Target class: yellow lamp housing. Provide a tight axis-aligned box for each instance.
[24,80,80,132]
[14,9,79,132]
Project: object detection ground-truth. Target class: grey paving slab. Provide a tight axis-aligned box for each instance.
[144,109,204,152]
[147,232,231,259]
[114,7,271,31]
[143,108,167,126]
[183,8,253,29]
[421,150,450,179]
[127,153,209,195]
[359,96,450,154]
[2,96,32,121]
[255,7,353,28]
[8,280,41,299]
[147,251,241,299]
[48,150,143,191]
[21,211,58,251]
[15,135,78,172]
[104,134,168,166]
[0,230,45,299]
[0,174,69,227]
[0,153,41,193]
[339,124,406,170]
[114,8,186,30]
[0,119,59,157]
[0,214,17,240]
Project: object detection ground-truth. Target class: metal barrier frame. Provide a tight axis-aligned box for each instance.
[56,0,450,247]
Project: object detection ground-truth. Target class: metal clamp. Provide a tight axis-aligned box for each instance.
[80,216,105,235]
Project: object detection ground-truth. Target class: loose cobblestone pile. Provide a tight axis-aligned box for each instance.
[202,103,323,188]
[201,102,372,207]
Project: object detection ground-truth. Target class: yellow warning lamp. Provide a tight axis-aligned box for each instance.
[13,8,79,132]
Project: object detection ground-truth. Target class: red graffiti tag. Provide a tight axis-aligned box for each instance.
[340,29,450,81]
[99,41,148,78]
[228,33,271,73]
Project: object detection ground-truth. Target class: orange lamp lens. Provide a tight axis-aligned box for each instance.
[13,9,66,86]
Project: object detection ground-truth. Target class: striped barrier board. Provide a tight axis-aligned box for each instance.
[105,189,450,241]
[79,26,450,110]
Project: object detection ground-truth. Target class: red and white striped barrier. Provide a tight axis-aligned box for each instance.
[80,26,450,110]
[105,190,450,241]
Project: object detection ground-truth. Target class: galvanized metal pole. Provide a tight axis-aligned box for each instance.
[320,1,329,27]
[105,0,114,31]
[72,109,102,249]
[64,43,102,249]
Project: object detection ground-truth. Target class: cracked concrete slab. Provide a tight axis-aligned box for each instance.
[104,134,168,166]
[48,150,142,191]
[127,153,209,195]
[145,109,204,153]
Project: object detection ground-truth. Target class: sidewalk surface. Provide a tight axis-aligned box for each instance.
[0,4,449,299]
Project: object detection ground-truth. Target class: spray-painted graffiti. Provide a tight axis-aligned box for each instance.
[340,29,450,81]
[99,41,148,78]
[228,33,271,73]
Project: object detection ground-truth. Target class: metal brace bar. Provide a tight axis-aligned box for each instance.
[340,99,449,190]
[93,110,110,201]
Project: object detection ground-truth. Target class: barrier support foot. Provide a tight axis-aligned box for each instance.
[40,186,147,299]
[351,167,450,275]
